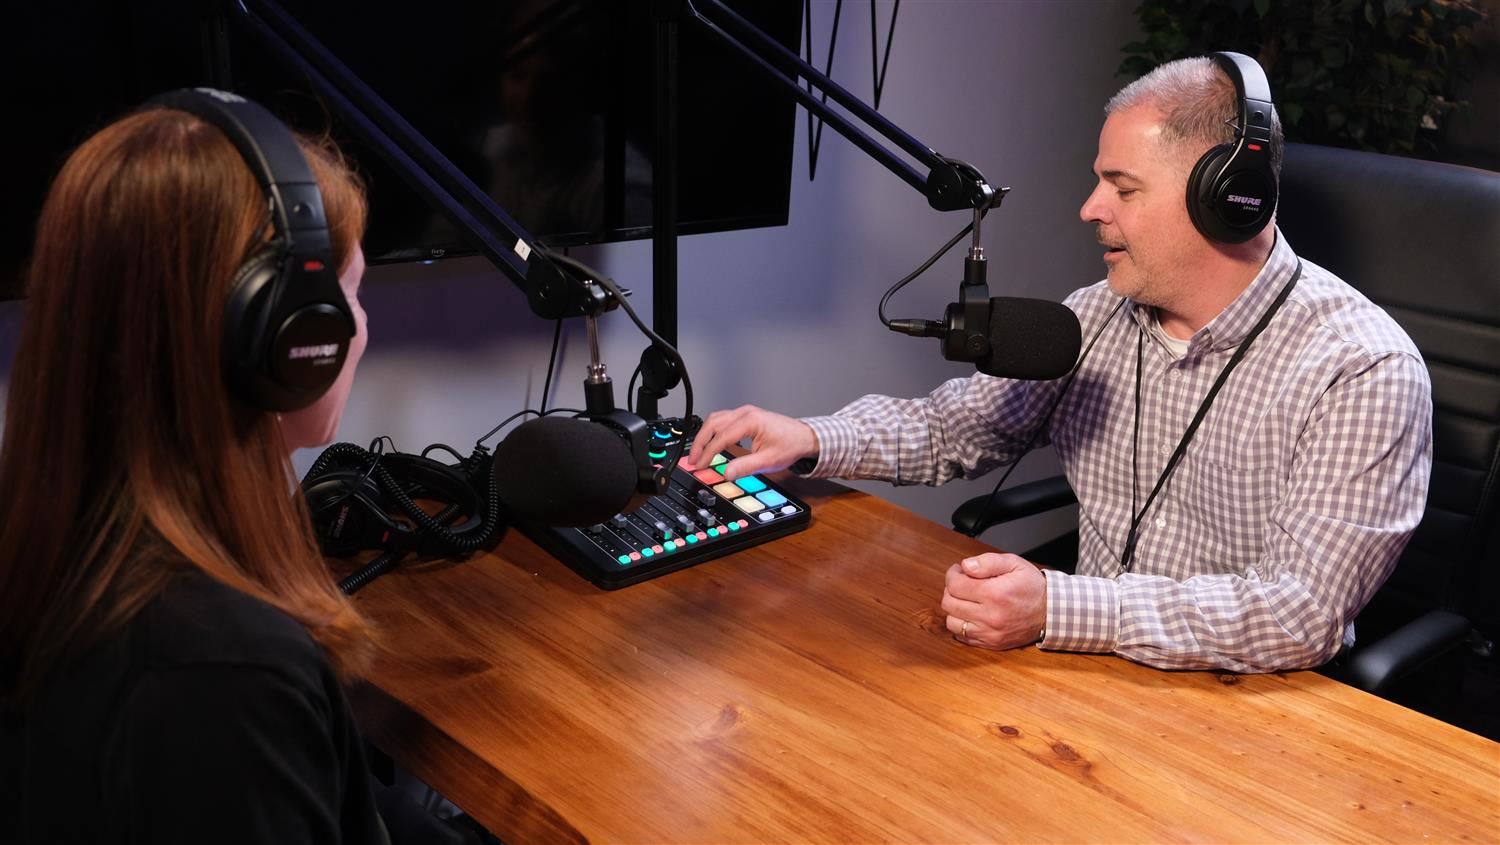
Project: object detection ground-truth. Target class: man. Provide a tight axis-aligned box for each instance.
[686,56,1432,673]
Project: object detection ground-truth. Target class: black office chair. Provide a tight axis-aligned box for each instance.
[953,143,1500,697]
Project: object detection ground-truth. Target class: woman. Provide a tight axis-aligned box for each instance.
[0,99,389,841]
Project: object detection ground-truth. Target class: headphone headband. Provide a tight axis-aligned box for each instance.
[1211,52,1275,147]
[147,88,326,242]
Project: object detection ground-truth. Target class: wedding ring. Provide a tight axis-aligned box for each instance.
[960,620,971,640]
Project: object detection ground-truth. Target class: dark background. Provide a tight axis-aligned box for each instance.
[2,0,802,298]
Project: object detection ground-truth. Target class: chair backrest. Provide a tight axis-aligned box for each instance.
[1277,143,1500,644]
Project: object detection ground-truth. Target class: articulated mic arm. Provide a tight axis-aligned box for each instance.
[684,0,999,215]
[681,0,1038,373]
[233,0,615,322]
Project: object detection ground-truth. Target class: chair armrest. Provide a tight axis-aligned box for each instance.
[951,475,1076,535]
[1339,610,1473,694]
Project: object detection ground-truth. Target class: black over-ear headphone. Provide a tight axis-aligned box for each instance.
[1185,52,1278,244]
[147,88,356,412]
[301,443,498,558]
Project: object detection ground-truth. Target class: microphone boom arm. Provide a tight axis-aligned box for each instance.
[685,0,997,213]
[233,0,615,320]
[234,0,686,499]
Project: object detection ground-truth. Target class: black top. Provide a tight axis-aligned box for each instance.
[5,573,390,844]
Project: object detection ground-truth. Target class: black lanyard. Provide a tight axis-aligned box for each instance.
[1121,261,1303,572]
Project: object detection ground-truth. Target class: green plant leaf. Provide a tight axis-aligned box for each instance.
[1122,0,1487,158]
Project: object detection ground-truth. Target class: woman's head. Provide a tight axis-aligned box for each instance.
[1,102,373,695]
[22,104,370,452]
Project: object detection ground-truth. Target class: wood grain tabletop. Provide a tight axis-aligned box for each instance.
[346,478,1500,844]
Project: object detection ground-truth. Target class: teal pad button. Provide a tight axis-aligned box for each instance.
[755,490,788,508]
[735,476,768,493]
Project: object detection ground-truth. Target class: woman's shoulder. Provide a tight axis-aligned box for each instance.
[137,572,328,681]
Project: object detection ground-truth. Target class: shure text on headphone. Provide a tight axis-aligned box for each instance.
[288,344,341,360]
[1226,194,1263,207]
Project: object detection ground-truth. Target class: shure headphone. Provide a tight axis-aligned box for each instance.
[301,443,499,558]
[147,88,356,412]
[1185,52,1279,244]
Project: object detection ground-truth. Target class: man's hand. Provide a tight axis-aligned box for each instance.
[942,553,1047,650]
[687,405,818,481]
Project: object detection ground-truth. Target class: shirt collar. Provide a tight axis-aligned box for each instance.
[1129,227,1298,354]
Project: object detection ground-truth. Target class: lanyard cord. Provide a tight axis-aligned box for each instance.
[958,297,1127,537]
[1120,261,1302,572]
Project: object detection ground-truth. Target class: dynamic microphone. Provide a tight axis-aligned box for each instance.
[973,298,1082,379]
[889,256,1082,379]
[888,297,1081,379]
[886,193,1082,380]
[491,416,640,527]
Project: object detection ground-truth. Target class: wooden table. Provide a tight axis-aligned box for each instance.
[347,479,1500,844]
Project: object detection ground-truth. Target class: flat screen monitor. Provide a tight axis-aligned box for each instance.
[3,0,801,298]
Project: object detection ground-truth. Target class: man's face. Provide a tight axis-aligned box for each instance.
[1079,104,1204,308]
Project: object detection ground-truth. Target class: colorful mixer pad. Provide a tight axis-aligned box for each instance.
[516,417,811,588]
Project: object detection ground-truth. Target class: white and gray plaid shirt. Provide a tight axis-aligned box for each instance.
[802,231,1432,672]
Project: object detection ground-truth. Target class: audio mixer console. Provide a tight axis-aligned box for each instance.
[516,416,812,589]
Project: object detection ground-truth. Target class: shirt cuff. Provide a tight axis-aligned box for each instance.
[1038,570,1120,654]
[798,415,861,478]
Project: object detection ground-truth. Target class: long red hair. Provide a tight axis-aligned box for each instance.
[0,106,372,701]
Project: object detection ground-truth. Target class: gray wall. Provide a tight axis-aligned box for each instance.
[0,0,1140,557]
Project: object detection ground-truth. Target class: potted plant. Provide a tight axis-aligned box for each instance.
[1120,0,1490,159]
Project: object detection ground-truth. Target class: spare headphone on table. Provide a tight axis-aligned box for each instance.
[301,444,486,556]
[146,87,356,412]
[301,441,502,594]
[1185,52,1279,245]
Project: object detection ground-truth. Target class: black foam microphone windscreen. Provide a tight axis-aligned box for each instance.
[978,297,1083,380]
[492,416,639,527]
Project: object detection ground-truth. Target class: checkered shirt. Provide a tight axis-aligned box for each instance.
[802,231,1432,672]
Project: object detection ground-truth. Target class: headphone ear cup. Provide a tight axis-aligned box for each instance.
[302,469,404,557]
[222,244,353,413]
[223,246,285,409]
[1186,144,1235,243]
[1186,143,1278,245]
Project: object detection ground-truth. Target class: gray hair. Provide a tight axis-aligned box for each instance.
[1106,56,1283,179]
